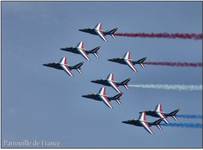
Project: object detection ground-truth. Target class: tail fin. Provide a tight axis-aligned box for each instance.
[86,46,101,58]
[151,118,163,130]
[109,93,123,100]
[168,109,180,121]
[70,62,84,73]
[136,57,147,68]
[119,78,131,89]
[109,93,123,104]
[105,28,118,39]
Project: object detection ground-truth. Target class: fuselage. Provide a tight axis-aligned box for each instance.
[82,94,101,101]
[43,63,63,70]
[82,93,112,109]
[91,80,121,93]
[145,111,169,124]
[79,29,98,35]
[91,80,111,86]
[108,58,126,65]
[145,111,160,118]
[122,120,142,127]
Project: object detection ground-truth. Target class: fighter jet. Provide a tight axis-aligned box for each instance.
[82,87,123,109]
[108,51,147,73]
[91,73,130,93]
[122,112,163,135]
[79,23,118,42]
[140,104,180,124]
[43,57,84,77]
[60,41,101,61]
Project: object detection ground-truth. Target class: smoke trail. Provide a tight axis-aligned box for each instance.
[177,114,202,119]
[114,33,203,40]
[128,84,202,91]
[161,123,202,128]
[144,62,203,67]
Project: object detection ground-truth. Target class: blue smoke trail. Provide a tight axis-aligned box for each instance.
[177,114,202,119]
[161,123,202,128]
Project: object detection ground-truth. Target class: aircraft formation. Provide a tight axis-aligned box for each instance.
[44,23,180,135]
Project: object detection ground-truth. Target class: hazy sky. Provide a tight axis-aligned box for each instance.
[2,2,202,148]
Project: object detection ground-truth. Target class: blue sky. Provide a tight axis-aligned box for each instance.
[2,2,202,148]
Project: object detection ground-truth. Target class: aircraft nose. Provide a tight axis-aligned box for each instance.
[43,64,49,67]
[60,48,66,51]
[122,121,129,124]
[91,80,97,83]
[82,95,88,98]
[108,59,113,62]
[79,29,85,32]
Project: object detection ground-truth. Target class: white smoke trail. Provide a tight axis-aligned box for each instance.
[128,84,202,91]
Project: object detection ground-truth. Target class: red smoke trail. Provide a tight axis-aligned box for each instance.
[144,62,203,67]
[114,33,203,40]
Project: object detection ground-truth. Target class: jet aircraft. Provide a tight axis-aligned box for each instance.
[43,57,84,77]
[122,112,163,135]
[60,41,101,61]
[82,87,123,109]
[79,23,118,42]
[140,104,180,124]
[108,51,147,73]
[91,73,130,93]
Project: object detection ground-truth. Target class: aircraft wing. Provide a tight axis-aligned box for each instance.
[125,59,138,73]
[141,122,154,135]
[61,64,73,77]
[78,49,89,61]
[100,95,113,109]
[148,118,163,130]
[157,112,169,124]
[96,30,107,42]
[108,81,121,93]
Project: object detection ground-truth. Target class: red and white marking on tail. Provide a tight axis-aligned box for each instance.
[140,63,145,68]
